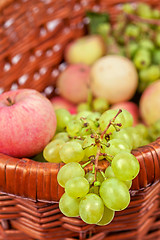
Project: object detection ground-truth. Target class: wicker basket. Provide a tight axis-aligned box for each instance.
[0,0,160,239]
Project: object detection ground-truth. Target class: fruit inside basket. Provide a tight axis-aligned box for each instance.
[0,1,160,240]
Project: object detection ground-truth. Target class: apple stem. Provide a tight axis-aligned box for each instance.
[6,97,14,106]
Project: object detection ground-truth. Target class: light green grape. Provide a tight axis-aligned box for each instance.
[125,180,132,189]
[126,41,139,58]
[87,112,101,122]
[125,127,141,149]
[125,24,140,39]
[55,109,72,132]
[59,193,80,217]
[83,135,95,149]
[105,166,115,178]
[139,39,155,51]
[133,49,151,70]
[89,186,99,195]
[106,139,131,157]
[65,177,89,198]
[43,139,65,163]
[121,109,133,127]
[53,132,70,142]
[97,206,115,226]
[137,3,152,19]
[111,128,133,149]
[79,193,104,224]
[85,145,97,158]
[77,103,91,112]
[146,65,160,82]
[57,162,85,187]
[105,166,132,189]
[100,178,130,211]
[135,123,148,139]
[99,109,125,133]
[76,111,92,120]
[85,171,104,185]
[59,141,85,163]
[111,151,140,181]
[66,119,82,137]
[92,97,109,113]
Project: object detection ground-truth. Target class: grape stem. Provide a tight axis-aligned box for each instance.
[100,109,122,140]
[94,144,101,181]
[82,160,91,168]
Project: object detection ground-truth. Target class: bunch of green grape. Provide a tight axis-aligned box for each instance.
[96,2,160,92]
[42,108,151,226]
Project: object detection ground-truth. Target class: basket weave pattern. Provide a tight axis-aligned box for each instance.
[0,0,160,239]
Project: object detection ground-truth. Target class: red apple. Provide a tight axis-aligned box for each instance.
[111,101,139,126]
[50,96,77,114]
[57,64,90,104]
[0,89,57,158]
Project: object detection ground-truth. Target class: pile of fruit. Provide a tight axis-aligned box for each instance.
[1,1,160,228]
[89,2,160,92]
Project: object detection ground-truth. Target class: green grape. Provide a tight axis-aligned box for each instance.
[85,171,104,185]
[59,193,80,217]
[133,49,151,70]
[92,97,109,113]
[139,39,155,51]
[79,193,104,224]
[136,3,152,19]
[99,109,125,133]
[66,119,82,137]
[125,24,140,39]
[125,180,132,189]
[100,178,130,211]
[89,186,99,195]
[55,109,72,132]
[155,32,160,47]
[105,166,115,178]
[87,112,101,122]
[97,23,111,42]
[83,135,95,149]
[106,139,131,157]
[53,132,70,142]
[139,68,149,82]
[65,176,89,198]
[105,166,132,189]
[147,65,160,82]
[76,111,92,120]
[111,151,140,181]
[121,109,133,127]
[43,139,65,163]
[57,162,85,187]
[59,141,85,163]
[97,206,115,226]
[125,127,141,149]
[153,49,160,64]
[111,128,133,149]
[77,103,91,112]
[84,145,97,158]
[122,3,135,14]
[152,9,160,19]
[126,41,139,58]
